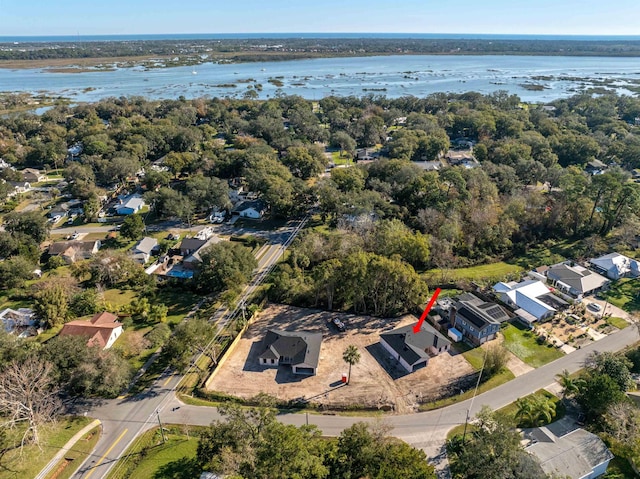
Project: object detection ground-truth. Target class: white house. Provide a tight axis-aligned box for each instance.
[59,311,123,350]
[131,237,159,264]
[7,181,30,197]
[493,280,568,323]
[524,425,613,479]
[589,253,640,280]
[232,200,266,219]
[115,194,145,215]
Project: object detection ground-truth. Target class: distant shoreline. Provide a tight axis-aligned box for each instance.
[3,33,640,43]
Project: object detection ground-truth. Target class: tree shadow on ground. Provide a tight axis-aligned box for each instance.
[153,457,201,479]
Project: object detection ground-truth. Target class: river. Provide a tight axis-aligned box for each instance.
[1,54,639,102]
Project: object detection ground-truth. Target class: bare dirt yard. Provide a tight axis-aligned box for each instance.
[207,303,475,414]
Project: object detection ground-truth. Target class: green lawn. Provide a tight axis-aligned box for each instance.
[103,288,137,309]
[0,416,93,479]
[501,323,564,368]
[49,426,102,479]
[330,150,353,165]
[419,369,515,411]
[155,288,201,325]
[107,426,202,479]
[604,278,640,313]
[607,316,630,330]
[424,262,523,285]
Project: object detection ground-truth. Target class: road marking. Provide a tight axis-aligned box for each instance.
[162,372,175,387]
[84,428,128,479]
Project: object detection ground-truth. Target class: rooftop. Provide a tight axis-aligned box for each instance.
[380,322,451,366]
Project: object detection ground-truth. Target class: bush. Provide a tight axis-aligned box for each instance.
[145,323,171,348]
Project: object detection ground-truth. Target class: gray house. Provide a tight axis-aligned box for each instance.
[380,323,451,373]
[546,262,610,298]
[258,330,322,375]
[524,425,613,479]
[450,293,509,346]
[131,237,159,264]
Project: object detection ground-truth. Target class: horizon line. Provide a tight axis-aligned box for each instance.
[3,32,640,39]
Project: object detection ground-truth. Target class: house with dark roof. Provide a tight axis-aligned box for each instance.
[585,159,607,175]
[232,200,267,219]
[258,330,322,375]
[48,240,101,264]
[546,262,610,299]
[380,323,451,373]
[524,423,613,479]
[21,168,46,183]
[450,293,508,346]
[59,311,123,350]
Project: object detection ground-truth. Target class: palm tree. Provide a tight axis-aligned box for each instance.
[342,345,361,385]
[515,396,556,427]
[556,369,585,400]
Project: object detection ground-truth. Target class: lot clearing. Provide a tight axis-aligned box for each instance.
[206,303,475,414]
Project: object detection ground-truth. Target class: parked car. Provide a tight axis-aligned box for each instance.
[328,317,346,332]
[588,303,602,312]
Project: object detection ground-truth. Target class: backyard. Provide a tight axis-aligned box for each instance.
[604,278,640,313]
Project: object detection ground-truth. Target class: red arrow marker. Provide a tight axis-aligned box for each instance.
[413,288,442,334]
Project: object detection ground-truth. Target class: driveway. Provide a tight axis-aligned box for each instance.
[584,296,636,322]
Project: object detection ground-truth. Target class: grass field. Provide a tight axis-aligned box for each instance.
[604,278,640,313]
[424,262,523,285]
[0,416,93,479]
[107,426,202,479]
[419,369,515,411]
[48,426,101,479]
[607,316,630,329]
[501,323,564,367]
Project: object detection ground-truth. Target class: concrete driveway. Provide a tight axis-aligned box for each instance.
[583,296,636,323]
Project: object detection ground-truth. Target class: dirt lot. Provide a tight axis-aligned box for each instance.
[207,304,475,414]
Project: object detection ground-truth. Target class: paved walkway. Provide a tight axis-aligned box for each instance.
[35,419,102,479]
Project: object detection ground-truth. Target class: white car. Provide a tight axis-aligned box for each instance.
[587,303,602,312]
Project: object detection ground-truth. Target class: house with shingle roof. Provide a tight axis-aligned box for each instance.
[524,423,613,479]
[59,311,123,350]
[48,240,101,264]
[546,262,610,299]
[380,322,451,373]
[450,293,509,346]
[131,237,159,264]
[258,330,322,375]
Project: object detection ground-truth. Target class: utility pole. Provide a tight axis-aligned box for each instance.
[462,344,489,443]
[156,409,166,443]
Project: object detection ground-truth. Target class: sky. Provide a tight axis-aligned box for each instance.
[0,0,639,36]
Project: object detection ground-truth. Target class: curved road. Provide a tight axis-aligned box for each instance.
[70,320,639,478]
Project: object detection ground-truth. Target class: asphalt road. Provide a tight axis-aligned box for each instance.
[70,218,308,479]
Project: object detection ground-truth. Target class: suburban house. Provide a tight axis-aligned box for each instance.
[450,293,509,346]
[524,424,613,479]
[380,323,451,373]
[59,311,123,350]
[258,329,322,375]
[182,236,221,269]
[48,240,101,264]
[115,194,145,215]
[0,308,37,334]
[7,181,30,196]
[546,262,610,299]
[232,200,267,219]
[21,168,46,183]
[589,253,640,280]
[131,237,159,264]
[493,280,568,324]
[585,159,607,175]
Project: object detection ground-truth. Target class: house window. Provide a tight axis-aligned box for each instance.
[271,359,275,364]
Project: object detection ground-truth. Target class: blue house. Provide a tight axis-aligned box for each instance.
[450,293,508,346]
[116,195,145,215]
